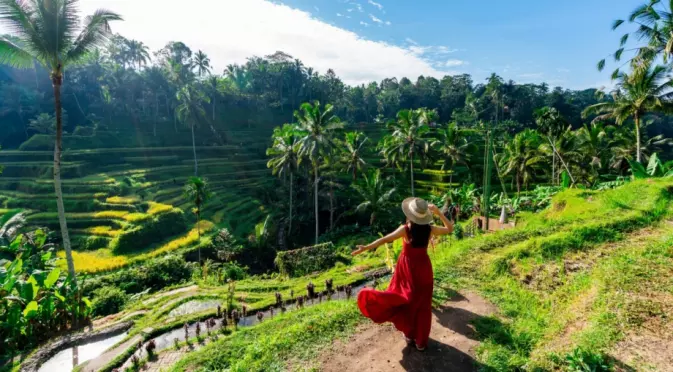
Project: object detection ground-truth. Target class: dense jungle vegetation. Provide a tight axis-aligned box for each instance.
[1,0,673,371]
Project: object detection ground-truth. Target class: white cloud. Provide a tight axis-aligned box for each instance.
[360,21,370,27]
[336,13,343,17]
[385,21,391,26]
[314,6,319,12]
[518,72,544,79]
[556,68,571,73]
[405,38,419,45]
[445,59,467,67]
[347,8,354,12]
[370,14,383,24]
[351,2,364,12]
[368,0,384,10]
[70,0,450,86]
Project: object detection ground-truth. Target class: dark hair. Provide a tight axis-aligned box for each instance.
[406,222,432,248]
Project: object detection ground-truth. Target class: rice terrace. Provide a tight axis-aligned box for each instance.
[1,0,673,371]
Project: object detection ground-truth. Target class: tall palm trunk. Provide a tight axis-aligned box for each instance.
[289,172,293,236]
[191,124,198,176]
[635,113,642,163]
[410,151,415,197]
[52,72,76,282]
[314,164,319,244]
[197,207,201,263]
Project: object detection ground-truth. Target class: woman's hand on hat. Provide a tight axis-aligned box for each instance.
[428,204,440,215]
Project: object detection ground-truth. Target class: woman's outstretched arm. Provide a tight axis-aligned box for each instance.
[429,204,454,236]
[351,225,406,256]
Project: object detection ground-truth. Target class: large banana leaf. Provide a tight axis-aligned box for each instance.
[628,159,649,179]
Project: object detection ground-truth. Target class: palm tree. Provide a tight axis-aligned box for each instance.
[352,170,396,230]
[184,177,212,263]
[205,76,219,121]
[600,0,673,74]
[340,131,368,181]
[176,85,210,176]
[295,101,343,244]
[193,50,211,77]
[0,0,122,280]
[583,62,673,163]
[267,124,299,236]
[576,123,612,183]
[535,107,569,184]
[431,122,477,185]
[610,123,673,172]
[126,39,150,70]
[380,108,436,197]
[498,129,546,195]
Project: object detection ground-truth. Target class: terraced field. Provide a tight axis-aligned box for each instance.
[0,144,272,274]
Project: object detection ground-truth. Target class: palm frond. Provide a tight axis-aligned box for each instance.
[0,36,34,68]
[66,9,122,64]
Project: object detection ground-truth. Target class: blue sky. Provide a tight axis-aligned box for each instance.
[277,0,642,89]
[2,0,642,89]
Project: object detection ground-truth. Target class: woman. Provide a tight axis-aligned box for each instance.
[351,197,453,351]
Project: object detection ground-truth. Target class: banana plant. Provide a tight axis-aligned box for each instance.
[1,230,91,355]
[629,153,673,179]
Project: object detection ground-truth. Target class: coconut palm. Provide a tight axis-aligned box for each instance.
[498,129,546,195]
[352,169,396,230]
[176,84,210,176]
[534,107,569,184]
[0,0,122,279]
[431,122,477,185]
[184,177,212,263]
[583,62,673,163]
[267,124,299,236]
[576,123,613,183]
[380,108,436,197]
[193,50,211,77]
[600,0,673,73]
[294,101,343,244]
[610,123,673,172]
[340,131,368,181]
[126,39,150,70]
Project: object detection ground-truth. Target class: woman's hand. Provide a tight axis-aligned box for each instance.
[428,203,441,216]
[352,245,367,256]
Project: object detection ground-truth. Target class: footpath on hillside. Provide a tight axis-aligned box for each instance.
[319,291,495,372]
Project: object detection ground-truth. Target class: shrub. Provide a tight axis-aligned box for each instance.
[111,209,187,254]
[82,255,193,296]
[274,242,338,277]
[564,348,612,372]
[74,235,110,251]
[220,262,248,281]
[91,286,128,317]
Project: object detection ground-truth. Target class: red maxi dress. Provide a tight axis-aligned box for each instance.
[357,225,434,348]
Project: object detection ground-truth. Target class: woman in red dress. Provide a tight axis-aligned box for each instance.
[351,197,453,351]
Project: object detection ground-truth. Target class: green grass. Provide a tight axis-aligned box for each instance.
[425,180,673,370]
[169,300,361,372]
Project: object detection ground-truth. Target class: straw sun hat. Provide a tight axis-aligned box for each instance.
[401,197,434,225]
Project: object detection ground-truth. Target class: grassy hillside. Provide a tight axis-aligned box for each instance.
[167,180,673,371]
[0,143,271,274]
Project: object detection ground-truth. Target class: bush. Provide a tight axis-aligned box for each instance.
[111,208,187,254]
[220,262,248,281]
[274,242,338,277]
[74,235,110,251]
[83,255,194,296]
[564,348,612,372]
[91,286,128,317]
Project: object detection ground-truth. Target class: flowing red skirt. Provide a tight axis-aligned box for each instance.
[357,244,433,348]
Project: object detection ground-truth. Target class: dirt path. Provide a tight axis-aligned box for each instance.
[319,291,496,372]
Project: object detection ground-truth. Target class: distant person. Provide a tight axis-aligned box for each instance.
[351,197,453,351]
